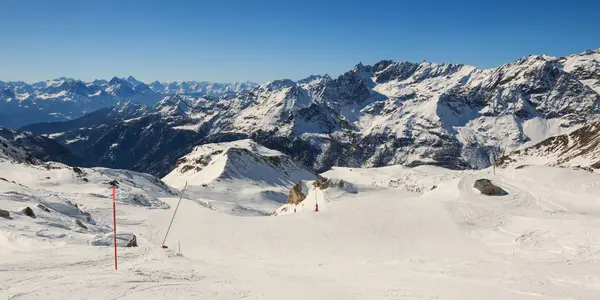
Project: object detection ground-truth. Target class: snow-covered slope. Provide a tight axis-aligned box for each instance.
[163,139,317,215]
[5,161,600,298]
[559,49,600,93]
[0,146,175,265]
[497,120,600,169]
[41,48,600,176]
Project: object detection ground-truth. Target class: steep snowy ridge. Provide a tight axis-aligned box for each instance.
[164,139,316,187]
[497,120,600,169]
[559,49,600,93]
[0,135,37,164]
[153,95,191,116]
[0,127,83,165]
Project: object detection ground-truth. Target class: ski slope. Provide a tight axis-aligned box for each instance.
[2,163,600,299]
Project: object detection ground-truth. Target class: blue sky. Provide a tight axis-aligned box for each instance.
[0,0,598,83]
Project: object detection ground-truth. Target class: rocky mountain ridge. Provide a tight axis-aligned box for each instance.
[0,76,257,128]
[21,49,600,176]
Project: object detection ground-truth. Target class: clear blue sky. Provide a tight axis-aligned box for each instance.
[0,0,598,84]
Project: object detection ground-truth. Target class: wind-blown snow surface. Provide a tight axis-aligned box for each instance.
[3,161,600,299]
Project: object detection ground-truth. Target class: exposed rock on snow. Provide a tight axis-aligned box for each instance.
[272,177,358,216]
[37,203,51,213]
[21,207,36,218]
[0,209,10,219]
[90,232,138,247]
[75,219,88,230]
[287,183,307,205]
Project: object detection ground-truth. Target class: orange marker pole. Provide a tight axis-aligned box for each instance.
[112,186,118,270]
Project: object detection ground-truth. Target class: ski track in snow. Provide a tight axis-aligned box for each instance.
[2,164,600,299]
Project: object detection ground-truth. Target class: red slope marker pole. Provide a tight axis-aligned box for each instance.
[112,185,118,270]
[314,187,319,212]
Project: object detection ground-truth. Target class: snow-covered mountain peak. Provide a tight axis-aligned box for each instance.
[126,75,144,87]
[263,79,297,90]
[108,76,129,86]
[109,100,149,117]
[153,95,190,116]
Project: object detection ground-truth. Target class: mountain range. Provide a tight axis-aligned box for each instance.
[5,48,600,177]
[0,76,257,128]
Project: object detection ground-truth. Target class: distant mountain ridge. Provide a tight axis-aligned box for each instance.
[15,49,600,176]
[0,76,258,128]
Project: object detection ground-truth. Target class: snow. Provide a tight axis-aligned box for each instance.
[162,139,317,215]
[521,117,575,147]
[4,158,600,298]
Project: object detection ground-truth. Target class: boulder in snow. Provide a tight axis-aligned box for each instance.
[287,183,307,205]
[21,207,36,218]
[0,209,10,219]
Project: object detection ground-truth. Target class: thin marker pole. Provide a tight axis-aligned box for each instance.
[112,185,118,270]
[162,182,187,248]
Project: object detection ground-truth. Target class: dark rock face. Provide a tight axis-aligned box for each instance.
[126,234,138,247]
[75,219,88,230]
[0,127,84,166]
[37,204,51,213]
[0,209,10,219]
[287,183,306,205]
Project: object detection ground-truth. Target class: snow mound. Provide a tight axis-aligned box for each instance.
[163,139,317,216]
[163,139,316,187]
